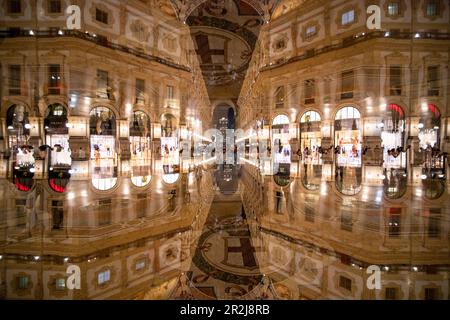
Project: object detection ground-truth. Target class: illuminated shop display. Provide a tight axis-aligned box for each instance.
[272,115,291,187]
[334,106,362,195]
[89,106,118,190]
[161,113,180,184]
[381,104,407,199]
[419,104,446,200]
[7,104,35,191]
[130,111,152,187]
[418,104,441,149]
[45,104,72,193]
[300,111,322,190]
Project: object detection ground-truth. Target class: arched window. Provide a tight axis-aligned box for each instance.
[130,111,151,138]
[334,106,362,195]
[92,177,118,191]
[161,113,178,138]
[274,86,285,108]
[89,106,116,136]
[300,111,322,190]
[44,103,68,134]
[162,173,179,184]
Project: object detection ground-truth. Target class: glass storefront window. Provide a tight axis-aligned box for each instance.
[418,104,445,199]
[161,114,180,181]
[300,111,322,190]
[130,111,152,187]
[89,106,118,191]
[272,115,291,186]
[381,104,407,199]
[334,106,362,195]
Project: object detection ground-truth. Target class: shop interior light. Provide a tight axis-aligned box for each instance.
[29,30,35,35]
[421,174,427,180]
[384,31,390,37]
[414,33,420,38]
[418,123,424,129]
[25,124,32,129]
[58,30,64,35]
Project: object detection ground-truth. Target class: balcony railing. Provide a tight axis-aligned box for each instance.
[261,31,450,72]
[0,29,191,73]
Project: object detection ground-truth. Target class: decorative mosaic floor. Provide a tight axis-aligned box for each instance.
[186,203,264,299]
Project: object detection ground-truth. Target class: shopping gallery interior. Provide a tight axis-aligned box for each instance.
[0,0,449,300]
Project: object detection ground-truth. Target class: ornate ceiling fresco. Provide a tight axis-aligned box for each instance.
[187,1,261,86]
[168,0,280,87]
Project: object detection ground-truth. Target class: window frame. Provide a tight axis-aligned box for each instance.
[95,8,109,24]
[47,0,62,14]
[7,0,22,14]
[341,9,355,26]
[9,64,22,96]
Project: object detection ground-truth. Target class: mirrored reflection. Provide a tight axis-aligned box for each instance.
[0,0,449,303]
